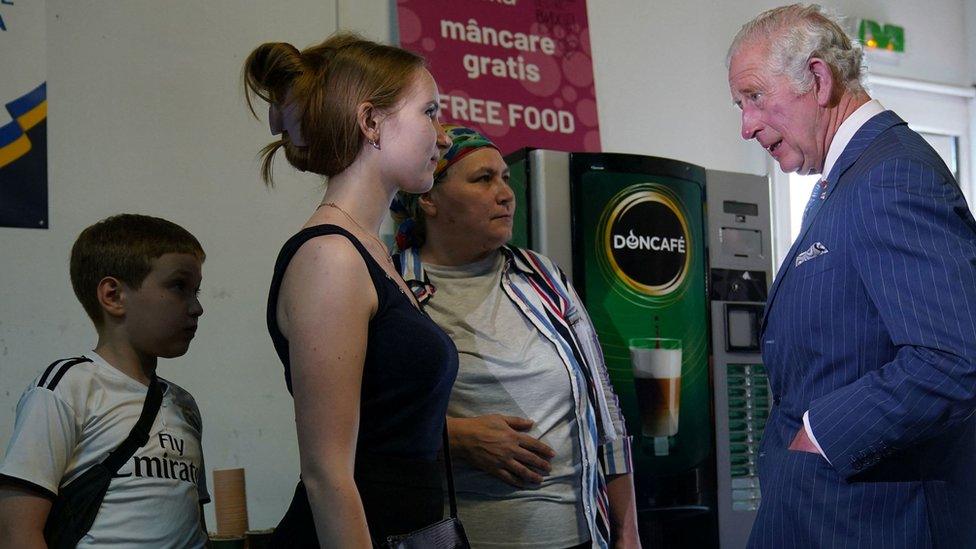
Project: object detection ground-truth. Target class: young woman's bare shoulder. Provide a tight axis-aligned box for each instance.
[279,234,377,321]
[288,233,368,277]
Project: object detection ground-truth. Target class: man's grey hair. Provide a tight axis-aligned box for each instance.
[727,4,865,94]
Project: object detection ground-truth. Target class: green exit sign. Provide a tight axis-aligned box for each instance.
[859,19,905,53]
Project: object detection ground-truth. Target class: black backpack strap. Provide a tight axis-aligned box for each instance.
[102,376,164,473]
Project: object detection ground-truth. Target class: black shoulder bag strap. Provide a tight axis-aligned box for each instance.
[44,375,165,549]
[442,425,459,521]
[103,376,164,472]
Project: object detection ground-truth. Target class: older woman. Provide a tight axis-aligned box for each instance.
[391,125,640,548]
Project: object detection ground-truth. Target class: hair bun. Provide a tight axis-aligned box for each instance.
[243,33,426,185]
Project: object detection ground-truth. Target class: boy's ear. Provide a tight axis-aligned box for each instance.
[96,277,126,320]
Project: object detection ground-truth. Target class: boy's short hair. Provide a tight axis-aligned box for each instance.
[70,214,205,327]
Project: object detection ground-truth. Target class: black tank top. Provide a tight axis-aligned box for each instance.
[266,224,458,461]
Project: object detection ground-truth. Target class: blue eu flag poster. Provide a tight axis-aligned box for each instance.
[1,1,48,229]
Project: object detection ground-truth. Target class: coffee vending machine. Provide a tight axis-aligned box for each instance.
[505,150,773,548]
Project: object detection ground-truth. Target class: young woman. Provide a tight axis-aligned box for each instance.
[243,34,455,547]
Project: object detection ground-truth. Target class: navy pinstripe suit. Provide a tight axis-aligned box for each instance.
[748,111,976,548]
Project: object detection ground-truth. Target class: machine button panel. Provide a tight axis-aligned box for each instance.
[726,363,771,512]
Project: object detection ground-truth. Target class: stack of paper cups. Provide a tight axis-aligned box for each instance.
[213,468,249,536]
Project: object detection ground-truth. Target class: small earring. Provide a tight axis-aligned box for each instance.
[368,138,381,150]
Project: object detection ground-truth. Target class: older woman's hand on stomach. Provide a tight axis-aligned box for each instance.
[447,415,555,488]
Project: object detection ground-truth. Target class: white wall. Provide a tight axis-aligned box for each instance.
[2,0,340,529]
[336,0,976,178]
[589,0,973,176]
[969,0,976,83]
[0,0,972,531]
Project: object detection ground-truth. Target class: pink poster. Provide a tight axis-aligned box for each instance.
[397,0,600,155]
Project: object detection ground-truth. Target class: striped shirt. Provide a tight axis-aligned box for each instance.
[396,245,633,548]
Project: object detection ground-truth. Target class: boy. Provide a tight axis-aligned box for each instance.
[0,214,210,548]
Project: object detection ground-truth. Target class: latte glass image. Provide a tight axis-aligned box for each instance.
[629,337,682,456]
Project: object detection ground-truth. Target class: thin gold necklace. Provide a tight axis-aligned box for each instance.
[322,202,393,263]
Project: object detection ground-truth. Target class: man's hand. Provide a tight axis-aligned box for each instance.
[447,415,555,488]
[788,426,820,454]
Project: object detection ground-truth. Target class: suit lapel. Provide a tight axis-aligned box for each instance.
[761,110,906,335]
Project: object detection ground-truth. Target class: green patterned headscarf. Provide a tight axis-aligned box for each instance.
[432,125,499,181]
[390,125,499,250]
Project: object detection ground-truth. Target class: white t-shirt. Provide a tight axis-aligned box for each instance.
[424,253,587,548]
[0,351,209,548]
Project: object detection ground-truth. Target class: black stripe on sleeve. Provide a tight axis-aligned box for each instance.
[38,358,71,388]
[44,357,93,390]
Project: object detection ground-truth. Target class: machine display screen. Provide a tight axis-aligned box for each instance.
[725,304,762,352]
[723,200,759,216]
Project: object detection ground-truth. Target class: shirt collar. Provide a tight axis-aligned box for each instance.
[500,245,534,275]
[821,99,885,179]
[398,246,426,284]
[398,244,533,285]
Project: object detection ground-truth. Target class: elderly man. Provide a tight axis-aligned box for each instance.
[727,5,976,548]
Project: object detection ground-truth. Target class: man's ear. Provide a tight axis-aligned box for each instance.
[418,191,437,219]
[96,277,126,321]
[356,101,383,145]
[808,58,836,106]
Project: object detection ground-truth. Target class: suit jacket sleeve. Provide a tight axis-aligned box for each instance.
[807,156,976,479]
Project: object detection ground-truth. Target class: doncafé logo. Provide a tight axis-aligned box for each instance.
[603,187,690,296]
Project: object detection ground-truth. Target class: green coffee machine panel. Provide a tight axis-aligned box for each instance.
[504,150,774,548]
[568,153,712,480]
[509,149,717,546]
